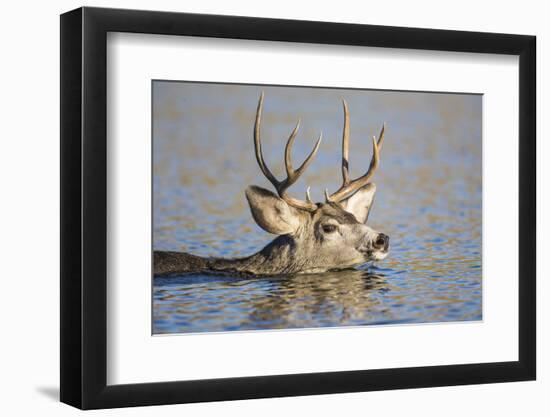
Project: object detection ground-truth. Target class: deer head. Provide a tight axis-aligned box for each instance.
[245,93,389,274]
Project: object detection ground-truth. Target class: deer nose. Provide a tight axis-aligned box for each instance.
[373,233,389,250]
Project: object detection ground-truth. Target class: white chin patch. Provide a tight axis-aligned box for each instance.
[371,251,389,261]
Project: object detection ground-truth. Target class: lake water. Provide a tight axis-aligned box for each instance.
[152,81,482,334]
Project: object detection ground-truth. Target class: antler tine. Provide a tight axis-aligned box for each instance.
[284,118,301,178]
[305,186,313,204]
[341,99,350,186]
[254,92,280,187]
[253,93,320,211]
[327,100,385,203]
[285,129,322,187]
[376,122,385,152]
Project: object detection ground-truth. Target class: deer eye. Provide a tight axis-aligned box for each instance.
[322,224,338,234]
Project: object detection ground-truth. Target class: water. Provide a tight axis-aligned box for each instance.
[152,81,482,334]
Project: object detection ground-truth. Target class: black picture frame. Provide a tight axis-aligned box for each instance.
[60,6,536,410]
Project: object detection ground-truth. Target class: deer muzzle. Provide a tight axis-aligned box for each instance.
[358,232,390,262]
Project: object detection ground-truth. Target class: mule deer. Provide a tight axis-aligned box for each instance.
[154,93,389,277]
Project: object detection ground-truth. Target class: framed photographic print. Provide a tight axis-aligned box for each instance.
[60,6,536,409]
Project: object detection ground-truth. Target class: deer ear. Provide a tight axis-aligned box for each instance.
[341,183,376,223]
[245,185,302,235]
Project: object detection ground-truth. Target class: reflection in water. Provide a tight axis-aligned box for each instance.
[152,82,482,334]
[154,270,392,334]
[245,272,390,328]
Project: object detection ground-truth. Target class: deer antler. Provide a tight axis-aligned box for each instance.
[254,92,322,211]
[327,99,385,203]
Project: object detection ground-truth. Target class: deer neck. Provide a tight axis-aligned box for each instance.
[209,234,310,275]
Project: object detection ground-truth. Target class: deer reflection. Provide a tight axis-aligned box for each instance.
[245,269,390,328]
